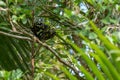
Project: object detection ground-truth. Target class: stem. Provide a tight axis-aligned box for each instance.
[31,37,35,80]
[36,38,80,77]
[0,31,32,41]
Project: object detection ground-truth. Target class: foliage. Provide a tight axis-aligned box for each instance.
[0,0,120,80]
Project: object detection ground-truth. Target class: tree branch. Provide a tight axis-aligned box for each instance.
[0,31,32,41]
[35,38,80,77]
[0,29,80,78]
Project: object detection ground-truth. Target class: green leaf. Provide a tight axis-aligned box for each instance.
[44,72,60,80]
[12,15,18,23]
[89,32,97,39]
[89,21,119,50]
[60,66,78,80]
[101,17,110,24]
[0,1,6,6]
[67,39,105,80]
[79,33,120,80]
[64,9,72,18]
[9,69,23,80]
[91,53,113,80]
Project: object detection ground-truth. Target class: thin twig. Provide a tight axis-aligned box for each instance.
[0,19,80,78]
[33,44,42,58]
[35,38,80,76]
[0,29,80,78]
[0,31,32,41]
[6,0,17,32]
[31,36,35,80]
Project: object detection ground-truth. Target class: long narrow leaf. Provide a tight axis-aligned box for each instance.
[79,34,120,80]
[89,21,118,50]
[44,72,60,80]
[67,40,105,80]
[60,66,78,80]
